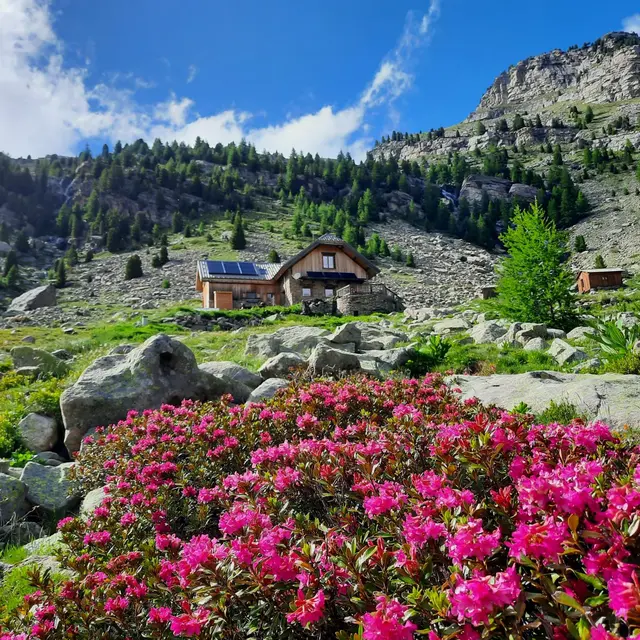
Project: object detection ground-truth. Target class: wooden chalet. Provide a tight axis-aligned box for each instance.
[195,234,380,309]
[576,269,624,293]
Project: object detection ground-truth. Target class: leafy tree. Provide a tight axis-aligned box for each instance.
[125,255,143,280]
[5,264,18,287]
[496,202,576,328]
[55,259,66,288]
[595,254,606,269]
[268,249,281,263]
[574,235,587,252]
[2,249,17,277]
[230,213,246,250]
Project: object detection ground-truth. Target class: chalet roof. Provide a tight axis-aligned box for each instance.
[272,234,380,281]
[578,269,624,274]
[197,261,282,282]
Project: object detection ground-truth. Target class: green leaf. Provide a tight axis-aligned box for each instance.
[552,590,585,613]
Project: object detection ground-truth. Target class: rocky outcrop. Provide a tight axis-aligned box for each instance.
[6,285,56,315]
[245,326,330,359]
[60,334,229,453]
[453,371,640,430]
[10,346,69,378]
[258,352,307,379]
[196,361,263,389]
[247,378,289,403]
[459,175,540,206]
[21,462,80,512]
[0,474,28,523]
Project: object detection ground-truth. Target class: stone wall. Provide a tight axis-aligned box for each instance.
[337,291,402,316]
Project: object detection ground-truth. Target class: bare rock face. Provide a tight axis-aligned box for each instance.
[60,334,229,453]
[6,285,57,315]
[460,175,511,204]
[471,33,640,119]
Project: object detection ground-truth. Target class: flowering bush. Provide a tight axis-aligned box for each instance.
[2,374,640,639]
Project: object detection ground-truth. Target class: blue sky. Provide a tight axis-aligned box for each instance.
[1,0,640,159]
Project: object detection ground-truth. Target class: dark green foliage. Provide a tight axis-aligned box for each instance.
[537,401,587,425]
[13,231,29,253]
[497,203,576,329]
[172,212,184,234]
[595,254,606,269]
[267,249,280,263]
[124,255,143,280]
[162,279,171,289]
[405,336,452,376]
[230,213,246,250]
[406,252,416,268]
[475,121,487,135]
[2,250,17,277]
[66,245,79,266]
[574,235,587,252]
[5,265,18,287]
[85,249,94,263]
[55,259,66,288]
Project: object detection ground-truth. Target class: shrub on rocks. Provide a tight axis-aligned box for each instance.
[2,376,640,638]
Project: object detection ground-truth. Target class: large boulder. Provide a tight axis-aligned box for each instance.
[308,344,362,375]
[245,326,330,359]
[567,326,595,342]
[515,323,547,344]
[258,352,307,379]
[452,371,640,430]
[247,378,289,403]
[20,462,80,512]
[61,334,228,453]
[6,285,57,315]
[433,318,471,335]
[17,413,58,453]
[10,347,69,377]
[329,322,362,346]
[469,321,507,344]
[197,364,253,403]
[357,345,416,376]
[548,339,589,366]
[197,361,263,389]
[0,473,28,523]
[523,337,548,352]
[79,486,107,518]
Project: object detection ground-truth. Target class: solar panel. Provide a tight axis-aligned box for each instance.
[307,271,323,278]
[337,272,359,280]
[222,262,241,275]
[239,262,258,276]
[206,260,224,275]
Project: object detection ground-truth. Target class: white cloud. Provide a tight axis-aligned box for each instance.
[186,64,198,84]
[0,0,443,160]
[623,14,640,35]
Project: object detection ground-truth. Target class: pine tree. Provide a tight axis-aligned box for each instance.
[497,202,576,328]
[230,214,246,250]
[3,250,17,277]
[475,121,487,135]
[595,254,606,269]
[125,255,143,280]
[0,222,8,242]
[406,252,416,268]
[5,264,18,287]
[268,249,281,263]
[55,259,66,288]
[585,106,594,124]
[379,238,390,257]
[66,245,79,266]
[106,229,120,253]
[172,212,184,234]
[159,246,169,265]
[576,191,589,214]
[535,114,543,127]
[574,235,587,252]
[85,249,94,263]
[14,231,29,253]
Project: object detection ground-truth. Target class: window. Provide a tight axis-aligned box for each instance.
[322,253,336,269]
[266,293,274,303]
[246,292,258,299]
[302,288,312,298]
[325,287,335,298]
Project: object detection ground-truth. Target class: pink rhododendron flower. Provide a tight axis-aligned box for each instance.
[446,518,501,566]
[362,596,417,640]
[608,564,640,621]
[149,607,173,624]
[402,514,446,548]
[273,466,302,491]
[508,518,569,562]
[590,624,622,639]
[286,589,325,627]
[449,567,521,625]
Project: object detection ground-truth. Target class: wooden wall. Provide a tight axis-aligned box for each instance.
[203,280,282,308]
[291,245,368,278]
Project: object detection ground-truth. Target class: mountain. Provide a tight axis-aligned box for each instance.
[2,31,640,317]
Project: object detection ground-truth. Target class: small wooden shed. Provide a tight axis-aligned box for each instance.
[576,269,623,293]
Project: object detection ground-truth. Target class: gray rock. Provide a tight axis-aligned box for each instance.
[20,462,80,512]
[24,532,62,555]
[573,358,602,373]
[548,339,589,366]
[5,468,22,480]
[516,323,548,343]
[247,378,289,403]
[567,326,595,342]
[245,326,330,358]
[198,361,263,390]
[0,521,45,546]
[307,344,362,375]
[329,322,362,346]
[0,460,9,475]
[21,336,35,344]
[258,352,307,379]
[496,323,523,348]
[357,345,416,375]
[0,473,28,523]
[109,344,134,355]
[15,366,43,378]
[80,486,106,518]
[61,334,228,453]
[618,313,639,329]
[469,321,507,344]
[214,375,253,404]
[433,318,470,334]
[10,347,69,378]
[33,451,65,463]
[523,337,548,351]
[51,349,73,361]
[453,371,640,430]
[547,328,567,339]
[404,307,435,323]
[6,285,57,315]
[17,413,58,453]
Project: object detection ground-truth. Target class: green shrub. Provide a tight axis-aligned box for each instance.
[161,279,170,289]
[404,335,451,375]
[124,255,143,280]
[587,318,640,359]
[537,400,587,425]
